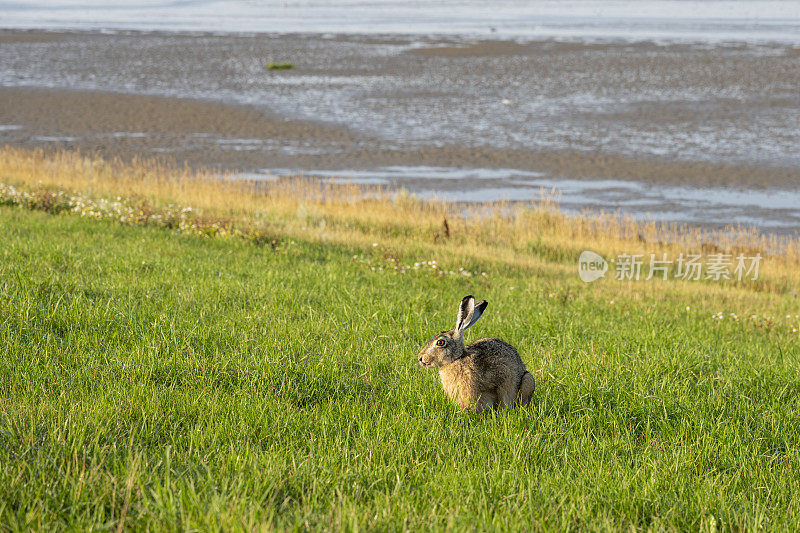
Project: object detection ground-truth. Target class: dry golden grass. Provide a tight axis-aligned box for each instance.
[2,146,798,301]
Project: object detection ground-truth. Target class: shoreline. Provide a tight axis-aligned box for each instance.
[2,85,799,234]
[3,144,799,257]
[1,28,799,234]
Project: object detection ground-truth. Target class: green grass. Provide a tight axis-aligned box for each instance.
[266,62,294,71]
[2,207,800,531]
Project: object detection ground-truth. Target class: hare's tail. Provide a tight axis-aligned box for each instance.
[515,371,535,406]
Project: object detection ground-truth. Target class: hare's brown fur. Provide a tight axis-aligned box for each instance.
[438,337,534,411]
[417,296,534,412]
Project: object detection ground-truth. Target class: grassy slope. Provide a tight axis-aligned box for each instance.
[2,205,799,531]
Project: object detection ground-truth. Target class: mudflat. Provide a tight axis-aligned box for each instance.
[2,86,796,190]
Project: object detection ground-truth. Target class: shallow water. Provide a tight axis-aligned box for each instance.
[248,166,800,233]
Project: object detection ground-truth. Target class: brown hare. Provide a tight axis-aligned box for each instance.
[417,295,535,412]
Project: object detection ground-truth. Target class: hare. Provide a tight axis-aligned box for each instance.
[417,295,535,412]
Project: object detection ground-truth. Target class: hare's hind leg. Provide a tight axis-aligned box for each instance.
[475,392,498,413]
[515,371,535,406]
[496,385,516,409]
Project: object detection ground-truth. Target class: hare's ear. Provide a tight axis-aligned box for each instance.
[454,295,475,339]
[465,300,487,330]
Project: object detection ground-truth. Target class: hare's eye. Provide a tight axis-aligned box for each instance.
[435,339,446,347]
